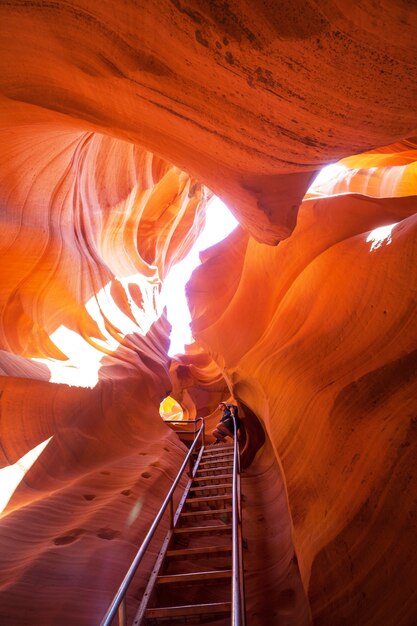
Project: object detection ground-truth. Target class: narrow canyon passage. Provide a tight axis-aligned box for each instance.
[1,2,417,625]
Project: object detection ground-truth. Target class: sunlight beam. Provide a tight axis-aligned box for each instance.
[0,437,53,516]
[366,223,398,252]
[161,197,238,356]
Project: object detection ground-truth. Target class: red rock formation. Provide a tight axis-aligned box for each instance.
[2,2,417,243]
[1,2,417,626]
[0,117,206,625]
[187,160,417,625]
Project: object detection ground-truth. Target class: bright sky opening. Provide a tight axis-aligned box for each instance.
[30,164,347,381]
[309,163,347,190]
[0,437,52,515]
[161,196,238,356]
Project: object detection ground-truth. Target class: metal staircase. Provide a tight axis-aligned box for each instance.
[100,418,245,626]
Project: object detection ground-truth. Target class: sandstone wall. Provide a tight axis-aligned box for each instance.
[1,2,417,625]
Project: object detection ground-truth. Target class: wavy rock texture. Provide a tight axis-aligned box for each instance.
[2,1,417,243]
[0,124,206,385]
[0,372,190,623]
[1,2,417,626]
[0,95,207,626]
[169,343,231,420]
[187,155,417,625]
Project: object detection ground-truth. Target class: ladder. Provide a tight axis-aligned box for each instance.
[99,419,245,626]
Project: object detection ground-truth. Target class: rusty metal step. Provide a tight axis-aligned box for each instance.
[145,601,231,620]
[173,524,232,535]
[192,473,232,483]
[157,569,232,585]
[166,544,232,558]
[198,457,233,467]
[201,449,234,457]
[196,465,232,475]
[201,450,234,461]
[199,458,233,466]
[202,449,233,457]
[200,457,233,465]
[186,494,232,505]
[188,483,232,493]
[180,507,233,518]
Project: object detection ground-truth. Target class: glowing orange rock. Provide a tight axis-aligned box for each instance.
[2,2,417,242]
[187,157,417,625]
[1,2,417,625]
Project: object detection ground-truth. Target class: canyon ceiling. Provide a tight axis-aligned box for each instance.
[1,1,417,625]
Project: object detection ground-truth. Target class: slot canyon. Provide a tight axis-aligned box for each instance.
[1,1,417,625]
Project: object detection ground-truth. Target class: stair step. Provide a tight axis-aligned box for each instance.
[197,465,232,474]
[200,458,233,465]
[166,545,232,558]
[199,457,233,463]
[198,459,233,467]
[192,473,233,483]
[201,450,234,457]
[202,449,234,457]
[157,569,232,585]
[145,601,231,619]
[188,483,232,493]
[199,457,233,465]
[186,494,232,505]
[204,445,233,453]
[180,507,233,518]
[201,450,234,459]
[173,524,232,535]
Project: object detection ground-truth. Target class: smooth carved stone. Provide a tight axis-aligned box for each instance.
[186,173,417,626]
[1,3,417,626]
[1,2,417,242]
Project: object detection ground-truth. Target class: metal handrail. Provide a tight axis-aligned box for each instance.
[99,418,205,626]
[169,414,246,624]
[231,414,246,626]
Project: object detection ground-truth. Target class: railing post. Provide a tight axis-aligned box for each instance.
[169,496,174,529]
[231,412,246,626]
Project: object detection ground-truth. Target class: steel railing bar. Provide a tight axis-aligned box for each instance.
[131,445,207,626]
[231,413,246,626]
[99,420,204,626]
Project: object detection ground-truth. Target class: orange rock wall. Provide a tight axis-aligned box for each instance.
[1,2,417,625]
[187,169,417,625]
[0,373,189,625]
[2,2,417,243]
